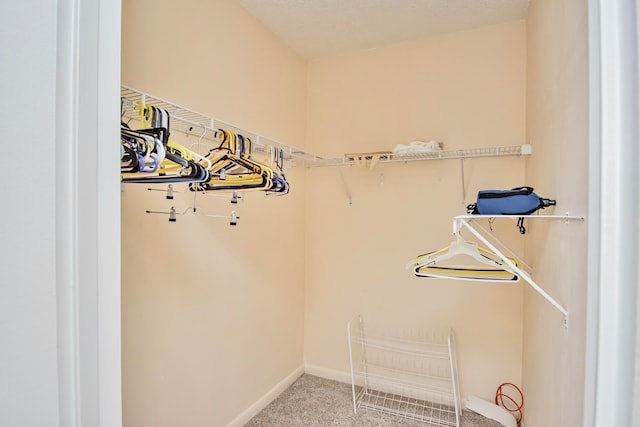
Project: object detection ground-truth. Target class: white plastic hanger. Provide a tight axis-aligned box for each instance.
[407,235,521,282]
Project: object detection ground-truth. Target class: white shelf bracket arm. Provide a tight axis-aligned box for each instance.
[459,155,466,206]
[337,166,353,207]
[456,218,570,328]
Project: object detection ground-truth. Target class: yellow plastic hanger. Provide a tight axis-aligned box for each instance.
[408,236,521,282]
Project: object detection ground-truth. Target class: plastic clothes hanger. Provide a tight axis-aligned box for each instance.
[129,127,186,169]
[121,132,210,182]
[120,142,140,172]
[199,131,272,191]
[164,140,211,169]
[121,102,214,183]
[122,133,211,182]
[126,130,161,172]
[236,135,280,186]
[120,128,159,172]
[408,235,521,282]
[137,102,171,144]
[238,136,291,194]
[121,127,174,174]
[122,159,210,184]
[265,147,289,195]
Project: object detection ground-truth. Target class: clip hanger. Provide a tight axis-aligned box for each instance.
[204,210,239,226]
[145,206,191,222]
[145,205,239,226]
[147,183,188,199]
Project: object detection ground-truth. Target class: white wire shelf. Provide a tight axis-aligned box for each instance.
[121,86,530,169]
[121,85,323,168]
[307,144,531,167]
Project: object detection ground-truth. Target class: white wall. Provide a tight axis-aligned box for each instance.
[524,0,589,426]
[121,1,306,425]
[586,1,640,426]
[120,10,529,420]
[1,1,610,426]
[304,21,527,400]
[0,0,122,426]
[0,2,60,422]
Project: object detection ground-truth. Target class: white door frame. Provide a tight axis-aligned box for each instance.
[56,0,639,425]
[585,0,639,426]
[56,0,122,425]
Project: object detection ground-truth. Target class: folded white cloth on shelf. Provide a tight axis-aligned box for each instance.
[393,140,443,155]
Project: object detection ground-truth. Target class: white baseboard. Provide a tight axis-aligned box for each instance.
[303,364,351,384]
[226,365,304,427]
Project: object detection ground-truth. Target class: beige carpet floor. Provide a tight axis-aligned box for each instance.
[245,374,504,427]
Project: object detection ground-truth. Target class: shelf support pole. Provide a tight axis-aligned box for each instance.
[459,154,466,205]
[337,166,353,206]
[455,217,570,328]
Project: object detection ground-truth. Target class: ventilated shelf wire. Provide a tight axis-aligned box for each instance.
[121,85,324,167]
[122,86,527,169]
[121,87,215,136]
[309,144,528,167]
[122,86,527,168]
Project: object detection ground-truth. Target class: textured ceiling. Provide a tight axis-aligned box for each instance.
[238,0,530,59]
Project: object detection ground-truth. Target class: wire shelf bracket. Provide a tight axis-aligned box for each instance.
[453,213,585,328]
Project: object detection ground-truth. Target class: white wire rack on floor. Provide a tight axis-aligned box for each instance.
[347,316,461,426]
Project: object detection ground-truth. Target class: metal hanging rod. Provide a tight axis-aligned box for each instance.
[453,213,585,328]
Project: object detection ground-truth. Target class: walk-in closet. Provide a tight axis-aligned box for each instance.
[6,0,640,427]
[119,1,585,426]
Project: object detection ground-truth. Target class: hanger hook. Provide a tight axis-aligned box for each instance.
[192,123,207,152]
[198,123,206,143]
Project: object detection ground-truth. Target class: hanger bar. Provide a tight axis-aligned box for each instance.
[122,86,531,168]
[455,217,570,328]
